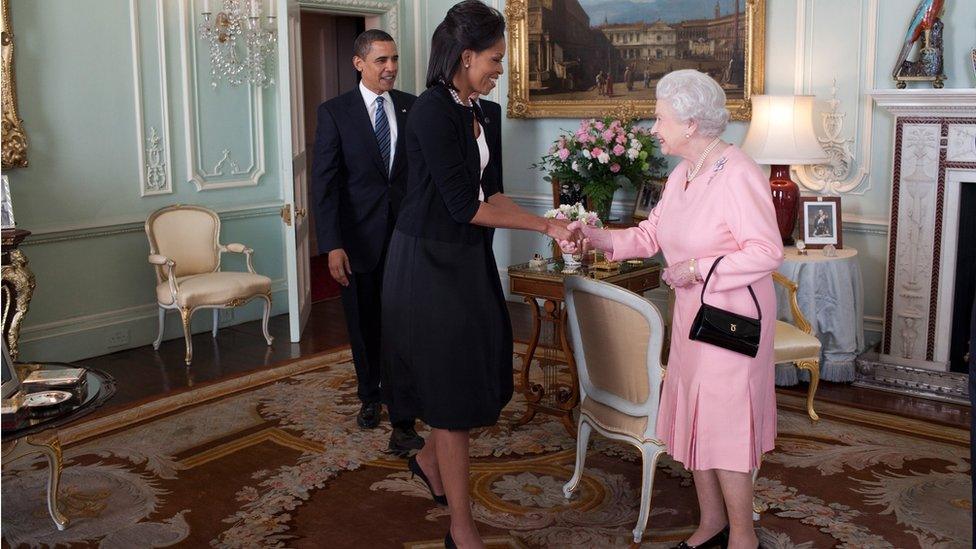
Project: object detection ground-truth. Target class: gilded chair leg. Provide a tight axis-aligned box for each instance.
[796,359,821,421]
[633,446,664,544]
[180,307,193,365]
[752,455,766,520]
[212,309,219,338]
[260,294,273,345]
[153,307,165,350]
[563,419,592,499]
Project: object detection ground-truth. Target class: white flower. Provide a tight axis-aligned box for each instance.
[627,148,639,160]
[581,149,592,159]
[597,152,610,164]
[630,139,642,150]
[572,161,580,172]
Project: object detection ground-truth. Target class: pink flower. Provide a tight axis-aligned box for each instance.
[591,147,604,157]
[612,144,625,156]
[554,211,568,220]
[616,134,627,144]
[602,130,615,141]
[610,163,621,173]
[578,132,590,143]
[557,148,570,161]
[595,121,605,130]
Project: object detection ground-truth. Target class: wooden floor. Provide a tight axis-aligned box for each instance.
[76,298,970,429]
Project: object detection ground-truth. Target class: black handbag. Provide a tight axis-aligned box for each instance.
[688,256,762,357]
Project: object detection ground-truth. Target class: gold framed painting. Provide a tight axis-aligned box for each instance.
[505,0,765,121]
[1,0,28,169]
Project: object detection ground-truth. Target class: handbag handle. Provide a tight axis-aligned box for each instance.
[699,256,762,321]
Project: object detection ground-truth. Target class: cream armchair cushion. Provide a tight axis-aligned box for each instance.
[774,320,822,363]
[145,204,273,365]
[156,272,271,308]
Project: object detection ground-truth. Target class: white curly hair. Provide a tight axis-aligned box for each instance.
[655,69,730,138]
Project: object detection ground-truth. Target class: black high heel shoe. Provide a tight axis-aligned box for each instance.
[444,531,457,549]
[408,455,448,506]
[670,525,730,549]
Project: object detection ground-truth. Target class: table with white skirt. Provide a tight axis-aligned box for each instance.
[774,246,864,385]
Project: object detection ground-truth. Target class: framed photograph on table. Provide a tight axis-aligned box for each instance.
[633,180,664,220]
[799,196,842,249]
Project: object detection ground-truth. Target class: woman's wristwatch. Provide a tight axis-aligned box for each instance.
[690,258,703,282]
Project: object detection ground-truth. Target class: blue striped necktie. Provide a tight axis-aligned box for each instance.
[374,96,390,176]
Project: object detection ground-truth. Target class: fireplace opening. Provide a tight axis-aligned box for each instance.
[948,182,975,373]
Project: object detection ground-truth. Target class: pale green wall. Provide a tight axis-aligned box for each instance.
[8,0,288,361]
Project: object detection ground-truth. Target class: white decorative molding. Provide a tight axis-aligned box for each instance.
[179,0,265,191]
[22,203,284,245]
[206,148,245,177]
[792,0,878,196]
[130,0,173,196]
[870,89,976,116]
[299,0,401,48]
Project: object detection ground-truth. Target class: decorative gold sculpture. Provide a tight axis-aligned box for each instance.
[505,0,765,120]
[2,247,35,360]
[1,0,28,169]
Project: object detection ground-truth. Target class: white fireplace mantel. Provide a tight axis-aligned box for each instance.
[868,89,976,374]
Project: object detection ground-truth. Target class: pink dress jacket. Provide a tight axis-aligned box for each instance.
[609,145,784,472]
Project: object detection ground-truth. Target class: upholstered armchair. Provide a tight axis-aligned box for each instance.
[772,271,822,421]
[562,275,667,545]
[145,205,273,365]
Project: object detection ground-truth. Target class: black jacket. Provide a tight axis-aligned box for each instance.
[311,87,417,272]
[395,85,502,244]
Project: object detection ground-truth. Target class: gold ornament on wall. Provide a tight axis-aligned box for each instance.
[506,0,765,120]
[1,0,28,169]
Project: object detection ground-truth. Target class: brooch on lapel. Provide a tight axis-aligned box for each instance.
[706,157,728,185]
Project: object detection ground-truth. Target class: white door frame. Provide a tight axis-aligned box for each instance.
[278,0,402,343]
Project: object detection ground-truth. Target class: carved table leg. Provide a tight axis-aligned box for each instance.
[3,432,69,530]
[512,297,543,428]
[2,248,37,360]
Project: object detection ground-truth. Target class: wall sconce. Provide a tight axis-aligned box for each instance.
[198,0,277,88]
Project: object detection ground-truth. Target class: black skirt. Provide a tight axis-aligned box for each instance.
[381,229,513,430]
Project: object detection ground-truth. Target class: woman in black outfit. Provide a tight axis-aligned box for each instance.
[382,2,574,547]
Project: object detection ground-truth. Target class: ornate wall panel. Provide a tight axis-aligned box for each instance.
[130,0,173,196]
[179,0,265,191]
[792,0,879,196]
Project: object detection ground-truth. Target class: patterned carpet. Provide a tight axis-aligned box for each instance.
[2,349,971,548]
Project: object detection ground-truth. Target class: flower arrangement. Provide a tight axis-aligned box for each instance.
[543,202,603,228]
[535,117,666,220]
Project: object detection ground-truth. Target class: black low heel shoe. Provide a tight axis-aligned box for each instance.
[444,531,457,549]
[408,455,448,506]
[670,525,730,549]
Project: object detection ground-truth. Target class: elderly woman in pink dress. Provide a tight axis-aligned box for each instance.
[564,69,783,549]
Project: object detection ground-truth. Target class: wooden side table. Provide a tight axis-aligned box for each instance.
[508,257,660,436]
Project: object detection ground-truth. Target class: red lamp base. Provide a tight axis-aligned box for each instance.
[769,164,799,245]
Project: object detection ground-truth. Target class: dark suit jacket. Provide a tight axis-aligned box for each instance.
[311,87,417,273]
[474,98,503,194]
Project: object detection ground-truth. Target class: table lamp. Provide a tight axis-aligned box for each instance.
[740,95,828,245]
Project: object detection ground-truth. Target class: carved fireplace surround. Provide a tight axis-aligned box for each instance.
[858,89,976,404]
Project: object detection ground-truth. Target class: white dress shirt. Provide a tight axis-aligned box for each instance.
[359,81,397,174]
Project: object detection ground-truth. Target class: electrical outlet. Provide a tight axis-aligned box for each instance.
[106,329,130,347]
[219,309,234,325]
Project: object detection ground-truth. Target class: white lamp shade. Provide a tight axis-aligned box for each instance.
[740,95,828,165]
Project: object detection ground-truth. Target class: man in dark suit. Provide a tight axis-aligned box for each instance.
[311,29,421,455]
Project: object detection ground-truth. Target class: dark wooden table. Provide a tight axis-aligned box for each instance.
[507,256,661,435]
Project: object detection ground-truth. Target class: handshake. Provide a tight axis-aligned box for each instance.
[549,220,613,256]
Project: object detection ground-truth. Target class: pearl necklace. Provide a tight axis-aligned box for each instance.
[685,137,722,183]
[447,86,471,107]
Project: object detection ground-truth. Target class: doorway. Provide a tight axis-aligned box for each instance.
[300,11,364,303]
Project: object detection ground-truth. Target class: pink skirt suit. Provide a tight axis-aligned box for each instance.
[609,145,784,473]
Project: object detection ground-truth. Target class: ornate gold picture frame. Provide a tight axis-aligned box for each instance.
[505,0,765,121]
[2,0,28,169]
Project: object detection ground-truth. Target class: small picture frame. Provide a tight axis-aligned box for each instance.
[799,196,842,249]
[633,180,664,220]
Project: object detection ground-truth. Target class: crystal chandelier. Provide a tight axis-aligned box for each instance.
[197,0,277,88]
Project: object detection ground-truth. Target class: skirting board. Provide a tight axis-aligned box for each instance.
[17,283,288,363]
